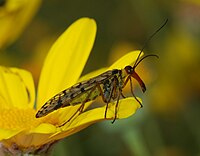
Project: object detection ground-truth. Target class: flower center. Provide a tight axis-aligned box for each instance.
[0,108,54,130]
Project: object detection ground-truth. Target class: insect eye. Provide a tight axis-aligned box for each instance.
[125,66,133,74]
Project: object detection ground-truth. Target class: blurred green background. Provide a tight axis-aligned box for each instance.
[1,0,200,155]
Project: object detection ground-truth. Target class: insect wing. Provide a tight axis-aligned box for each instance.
[35,82,97,118]
[36,70,116,118]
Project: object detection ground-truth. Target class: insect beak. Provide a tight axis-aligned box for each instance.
[132,72,146,93]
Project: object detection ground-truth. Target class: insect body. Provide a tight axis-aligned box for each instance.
[36,19,167,124]
[35,54,156,124]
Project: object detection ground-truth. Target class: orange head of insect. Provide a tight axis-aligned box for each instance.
[125,53,159,93]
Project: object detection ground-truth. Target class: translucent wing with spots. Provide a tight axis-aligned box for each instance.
[35,70,118,118]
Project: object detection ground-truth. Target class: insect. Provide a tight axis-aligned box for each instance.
[36,19,168,124]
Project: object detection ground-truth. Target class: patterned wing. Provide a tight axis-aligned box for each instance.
[35,70,118,118]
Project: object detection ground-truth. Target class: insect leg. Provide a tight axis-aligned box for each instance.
[122,75,143,107]
[121,92,126,98]
[58,104,84,127]
[103,82,117,120]
[105,87,116,119]
[77,86,97,115]
[120,75,132,98]
[129,77,143,107]
[111,85,121,124]
[59,86,98,127]
[103,76,120,124]
[96,84,112,119]
[122,75,131,88]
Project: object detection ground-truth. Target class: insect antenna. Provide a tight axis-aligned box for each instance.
[133,19,168,68]
[134,54,159,67]
[126,19,168,101]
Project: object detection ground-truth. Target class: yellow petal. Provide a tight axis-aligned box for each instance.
[49,123,90,141]
[78,67,107,82]
[66,97,141,127]
[0,128,22,140]
[37,18,97,108]
[79,50,143,82]
[0,0,41,48]
[2,132,53,147]
[108,50,142,69]
[49,97,140,140]
[54,101,93,125]
[30,123,56,134]
[0,66,35,108]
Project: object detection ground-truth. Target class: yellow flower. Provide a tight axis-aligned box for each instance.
[0,18,141,155]
[0,0,41,49]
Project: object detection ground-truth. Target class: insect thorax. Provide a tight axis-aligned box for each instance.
[100,69,128,102]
